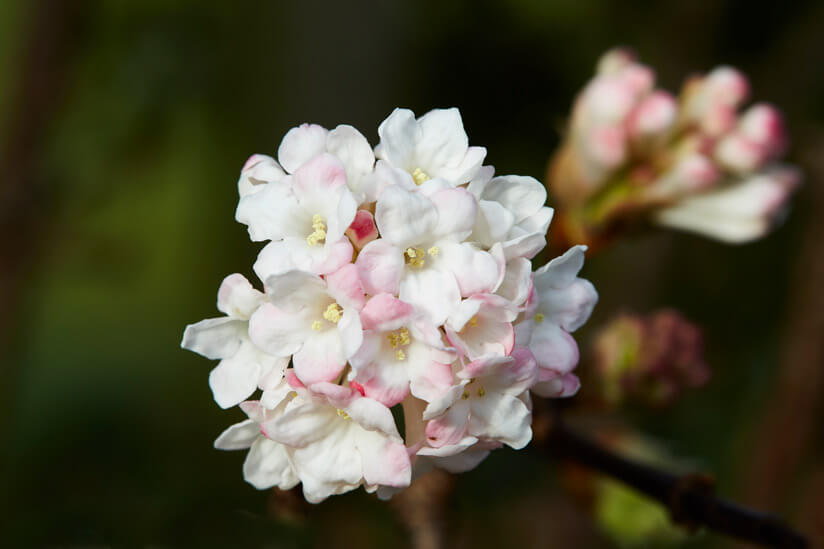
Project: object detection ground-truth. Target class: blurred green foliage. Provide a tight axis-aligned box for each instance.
[2,0,822,547]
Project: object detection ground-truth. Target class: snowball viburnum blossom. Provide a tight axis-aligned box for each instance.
[182,107,598,502]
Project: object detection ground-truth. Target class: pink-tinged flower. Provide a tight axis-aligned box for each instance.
[248,266,365,385]
[236,154,357,279]
[469,174,555,260]
[355,184,501,324]
[181,274,288,408]
[495,257,534,310]
[237,154,287,197]
[423,349,538,450]
[213,386,299,490]
[276,123,385,204]
[345,209,379,251]
[349,294,455,407]
[375,108,487,186]
[516,246,598,387]
[654,166,800,243]
[260,376,411,503]
[445,294,517,361]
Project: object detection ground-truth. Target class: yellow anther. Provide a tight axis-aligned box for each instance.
[395,349,406,361]
[477,387,486,397]
[412,167,430,185]
[469,316,479,327]
[306,214,327,246]
[534,313,545,324]
[322,303,343,323]
[461,390,470,400]
[427,246,440,257]
[387,327,412,351]
[311,320,323,331]
[404,247,426,268]
[336,409,350,420]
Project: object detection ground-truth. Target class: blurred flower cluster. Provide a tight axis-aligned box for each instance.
[549,48,800,247]
[181,108,598,502]
[592,310,709,407]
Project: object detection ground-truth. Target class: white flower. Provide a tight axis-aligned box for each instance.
[355,184,502,324]
[249,265,365,385]
[213,384,299,490]
[376,108,486,186]
[237,154,287,198]
[236,153,357,279]
[349,294,456,407]
[516,246,598,397]
[445,294,517,361]
[470,174,555,260]
[654,166,800,243]
[423,349,538,450]
[260,374,412,503]
[181,274,288,408]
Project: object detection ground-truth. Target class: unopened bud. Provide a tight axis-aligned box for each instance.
[345,209,379,251]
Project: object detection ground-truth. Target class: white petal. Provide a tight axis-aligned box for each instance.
[181,317,246,360]
[399,268,461,326]
[481,175,547,223]
[243,437,299,490]
[468,392,532,449]
[375,185,438,248]
[214,419,259,450]
[209,339,264,408]
[217,273,264,319]
[376,108,418,171]
[278,123,329,173]
[327,124,376,200]
[534,245,589,290]
[235,180,303,242]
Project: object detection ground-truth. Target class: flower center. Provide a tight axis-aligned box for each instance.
[468,315,479,327]
[534,313,545,324]
[386,327,412,361]
[405,246,440,269]
[411,167,430,185]
[306,214,327,246]
[336,408,351,420]
[462,378,486,399]
[312,302,343,330]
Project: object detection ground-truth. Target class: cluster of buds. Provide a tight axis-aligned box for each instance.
[592,310,709,406]
[182,108,598,502]
[549,48,800,246]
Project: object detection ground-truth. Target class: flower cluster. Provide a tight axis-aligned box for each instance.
[593,310,709,406]
[182,108,598,502]
[549,48,800,245]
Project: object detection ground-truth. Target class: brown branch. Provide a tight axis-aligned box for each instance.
[538,417,808,548]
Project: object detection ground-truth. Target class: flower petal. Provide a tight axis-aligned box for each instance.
[278,123,329,173]
[181,317,246,360]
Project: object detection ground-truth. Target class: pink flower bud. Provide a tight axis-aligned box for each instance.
[618,64,655,96]
[699,102,737,137]
[585,78,640,123]
[345,209,379,251]
[627,91,677,141]
[715,133,766,174]
[703,66,750,107]
[738,103,787,158]
[596,48,637,75]
[586,124,627,170]
[672,154,720,191]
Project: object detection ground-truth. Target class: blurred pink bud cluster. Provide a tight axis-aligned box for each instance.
[593,310,709,406]
[550,48,800,245]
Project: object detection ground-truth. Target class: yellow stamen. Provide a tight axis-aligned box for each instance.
[469,316,479,327]
[461,390,470,400]
[412,167,430,186]
[311,320,323,331]
[477,387,486,397]
[387,327,412,352]
[534,313,545,324]
[427,246,439,257]
[336,409,350,420]
[404,247,426,268]
[323,303,343,323]
[306,214,327,246]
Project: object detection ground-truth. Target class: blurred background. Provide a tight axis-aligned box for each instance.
[2,0,823,546]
